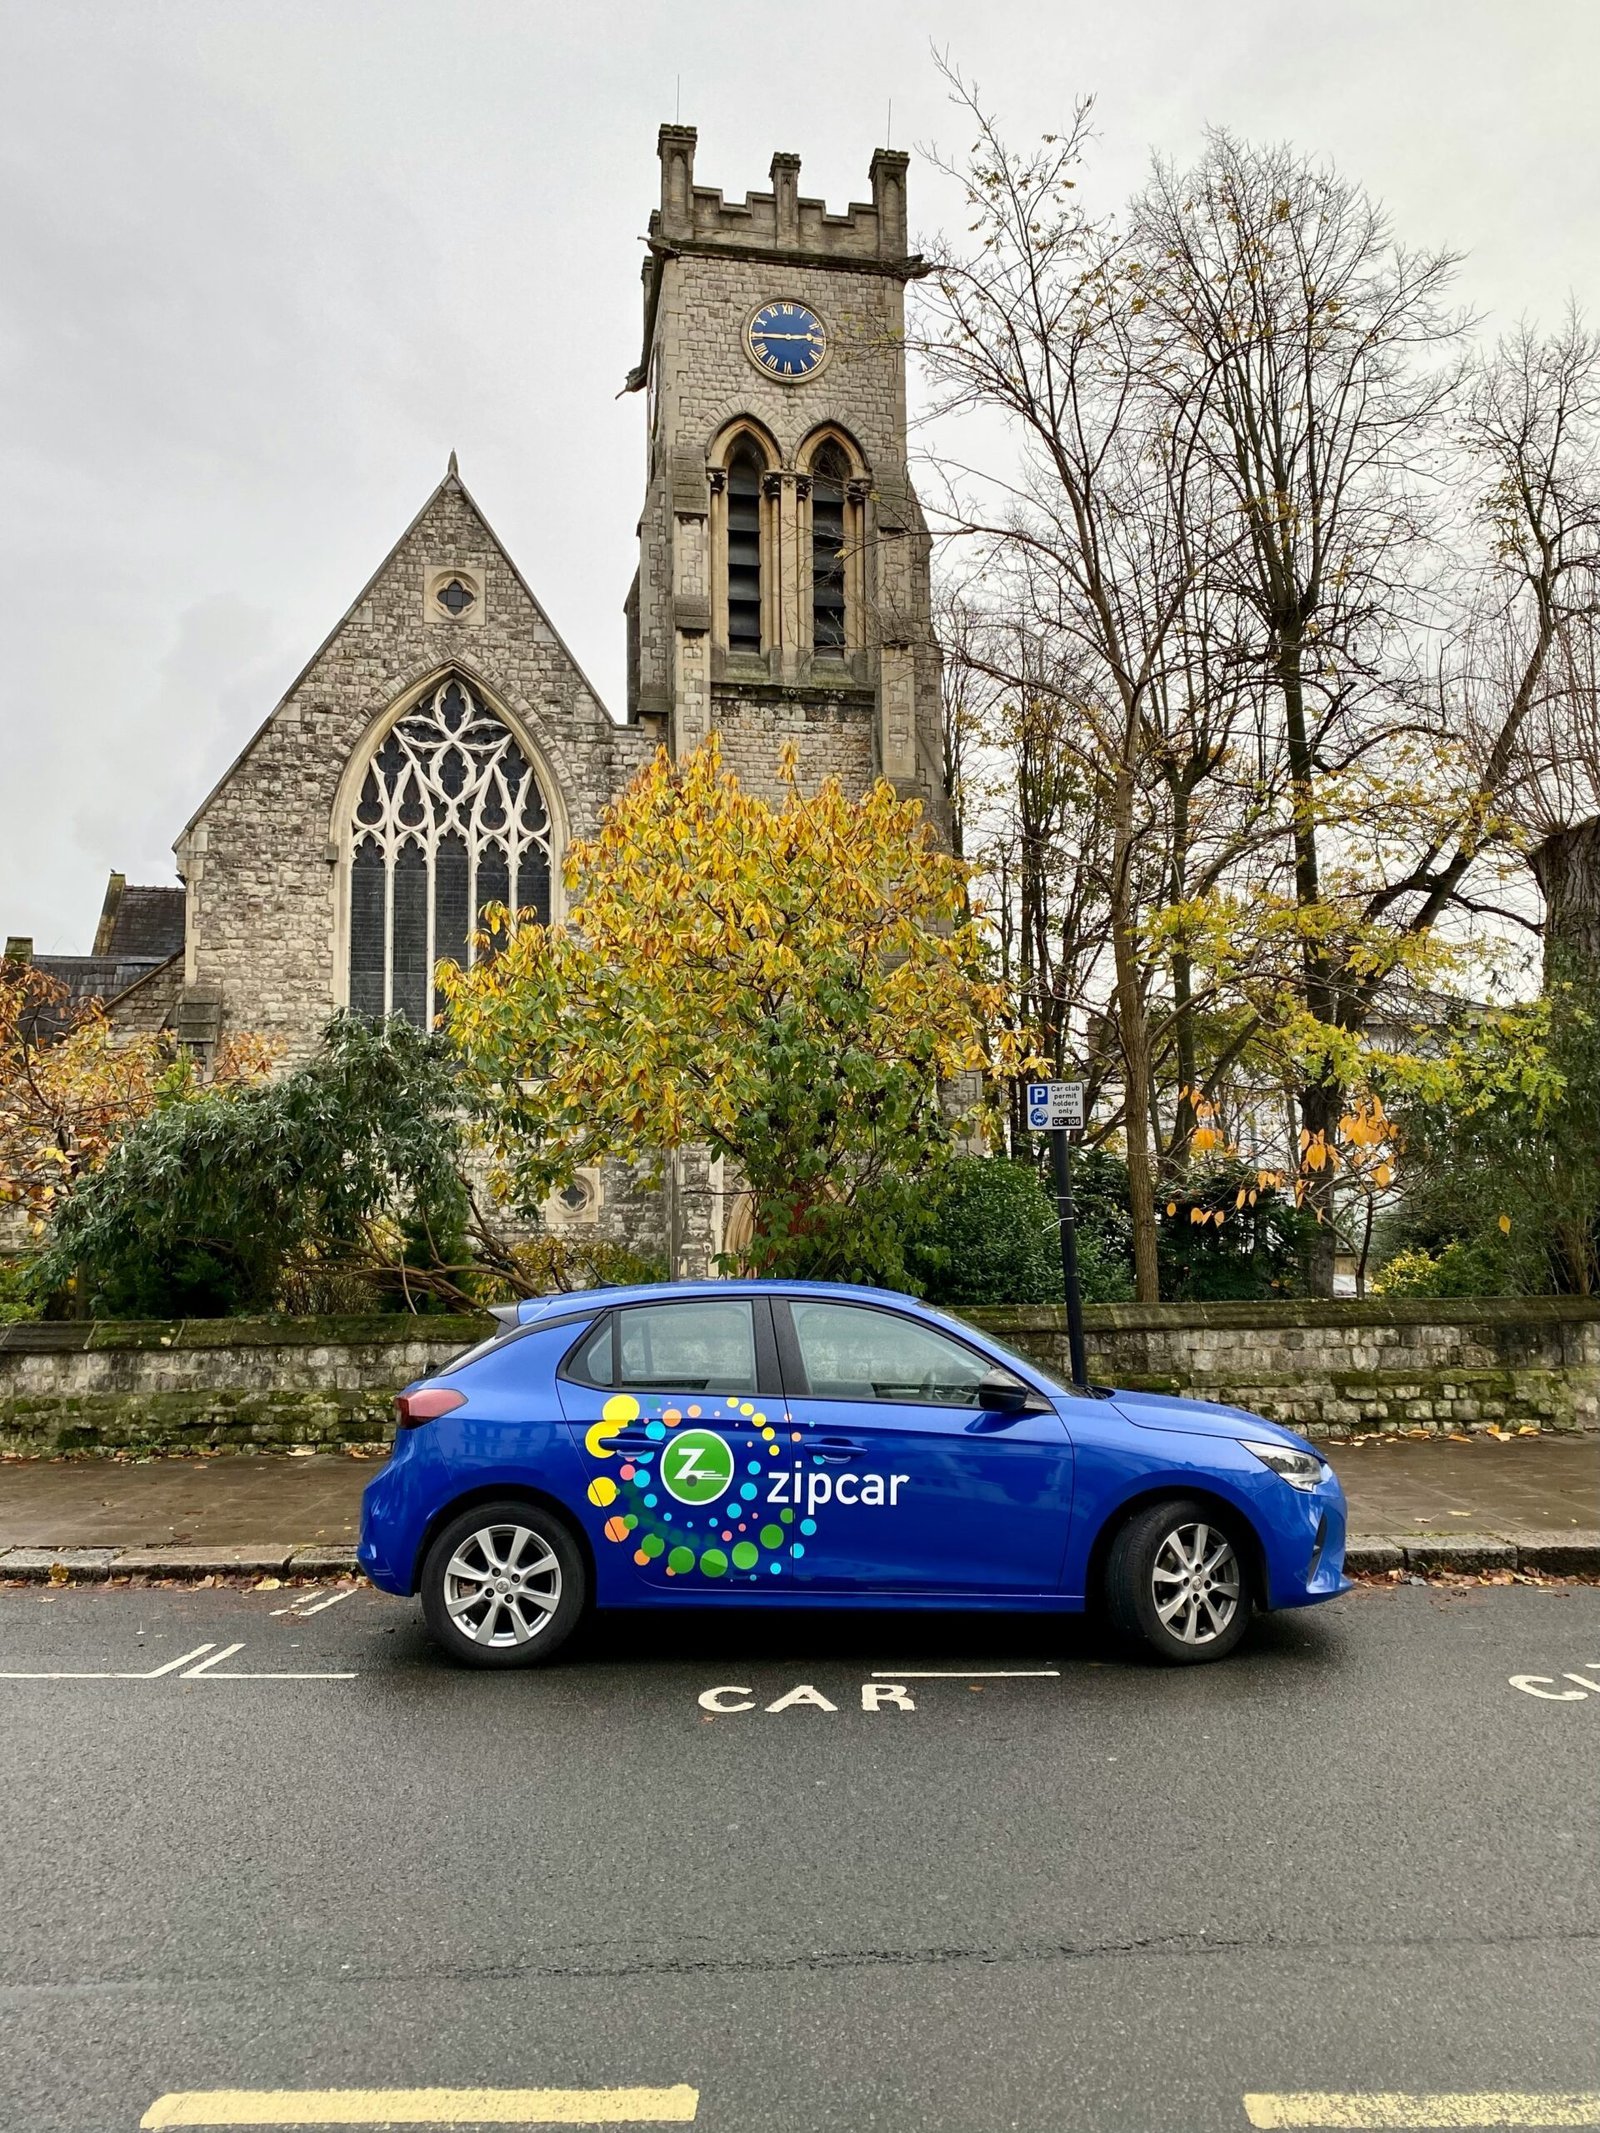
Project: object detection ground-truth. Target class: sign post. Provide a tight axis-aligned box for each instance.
[1025,1081,1090,1392]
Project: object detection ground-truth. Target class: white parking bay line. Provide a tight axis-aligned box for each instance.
[0,1642,355,1684]
[1243,2094,1600,2128]
[181,1644,247,1677]
[294,1588,358,1617]
[869,1669,1060,1679]
[140,2084,700,2126]
[0,1643,219,1682]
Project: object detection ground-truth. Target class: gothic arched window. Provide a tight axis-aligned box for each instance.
[725,439,766,653]
[809,441,850,654]
[347,675,552,1025]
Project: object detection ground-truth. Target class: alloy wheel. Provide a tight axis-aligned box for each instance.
[1150,1521,1241,1646]
[443,1522,563,1648]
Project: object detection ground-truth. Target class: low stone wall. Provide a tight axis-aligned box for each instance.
[0,1316,486,1455]
[2,1298,1597,1454]
[968,1297,1600,1437]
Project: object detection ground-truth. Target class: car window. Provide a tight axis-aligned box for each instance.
[787,1300,1012,1407]
[614,1300,759,1396]
[564,1314,615,1387]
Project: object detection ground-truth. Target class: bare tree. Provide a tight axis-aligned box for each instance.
[1132,133,1469,1287]
[1457,315,1600,975]
[911,66,1242,1297]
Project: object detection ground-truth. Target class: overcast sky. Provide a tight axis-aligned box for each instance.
[3,0,1595,951]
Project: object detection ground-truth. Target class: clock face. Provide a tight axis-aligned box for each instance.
[746,301,827,381]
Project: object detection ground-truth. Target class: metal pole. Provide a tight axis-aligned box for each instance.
[1050,1125,1089,1392]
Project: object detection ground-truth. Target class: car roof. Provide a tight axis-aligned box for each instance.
[510,1278,921,1327]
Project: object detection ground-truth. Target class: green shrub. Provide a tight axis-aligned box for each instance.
[1157,1160,1311,1301]
[908,1156,1061,1306]
[1372,1238,1521,1298]
[33,1016,469,1318]
[1383,966,1600,1296]
[906,1155,1135,1307]
[0,1256,39,1323]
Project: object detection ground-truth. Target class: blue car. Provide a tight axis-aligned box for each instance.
[359,1280,1348,1669]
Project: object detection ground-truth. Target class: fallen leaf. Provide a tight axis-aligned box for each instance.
[254,1576,283,1592]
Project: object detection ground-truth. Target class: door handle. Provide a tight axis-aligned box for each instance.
[606,1432,658,1452]
[812,1438,865,1462]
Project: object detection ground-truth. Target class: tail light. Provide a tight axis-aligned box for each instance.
[395,1386,467,1428]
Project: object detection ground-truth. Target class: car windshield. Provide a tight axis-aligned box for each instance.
[944,1318,1080,1397]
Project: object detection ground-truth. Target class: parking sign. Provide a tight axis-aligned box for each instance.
[1025,1081,1086,1132]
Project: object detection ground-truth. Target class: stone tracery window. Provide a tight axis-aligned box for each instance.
[347,675,552,1025]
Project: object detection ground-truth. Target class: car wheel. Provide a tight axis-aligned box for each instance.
[420,1500,587,1669]
[1104,1498,1252,1664]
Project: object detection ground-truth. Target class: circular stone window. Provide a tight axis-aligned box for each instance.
[435,576,476,618]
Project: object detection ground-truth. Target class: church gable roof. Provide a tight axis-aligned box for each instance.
[181,459,615,841]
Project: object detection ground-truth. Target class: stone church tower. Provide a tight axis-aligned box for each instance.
[20,127,945,1275]
[628,127,945,821]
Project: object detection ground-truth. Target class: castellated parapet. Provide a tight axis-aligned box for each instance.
[652,126,911,267]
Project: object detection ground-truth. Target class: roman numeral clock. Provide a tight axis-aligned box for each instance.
[744,300,828,380]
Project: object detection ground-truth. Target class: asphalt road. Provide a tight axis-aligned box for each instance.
[1,1580,1597,2133]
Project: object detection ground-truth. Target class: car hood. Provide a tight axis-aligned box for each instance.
[1109,1387,1317,1456]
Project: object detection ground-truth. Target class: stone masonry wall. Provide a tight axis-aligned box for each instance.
[0,1317,484,1455]
[4,1299,1598,1456]
[965,1297,1600,1437]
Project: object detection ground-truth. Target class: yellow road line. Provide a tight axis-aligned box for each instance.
[140,2087,699,2128]
[1244,2096,1600,2129]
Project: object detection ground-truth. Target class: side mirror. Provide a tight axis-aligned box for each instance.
[976,1373,1049,1416]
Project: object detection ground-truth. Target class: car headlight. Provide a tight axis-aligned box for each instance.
[1241,1440,1329,1491]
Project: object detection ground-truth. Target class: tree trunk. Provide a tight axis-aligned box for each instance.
[1108,764,1161,1301]
[1169,782,1197,1171]
[1530,817,1600,982]
[1278,624,1341,1294]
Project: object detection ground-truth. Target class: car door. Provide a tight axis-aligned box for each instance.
[774,1296,1074,1595]
[557,1296,794,1592]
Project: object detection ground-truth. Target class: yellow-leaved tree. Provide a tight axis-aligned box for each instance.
[0,962,272,1241]
[442,738,1017,1282]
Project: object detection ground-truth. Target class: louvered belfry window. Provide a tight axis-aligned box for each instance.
[348,676,552,1024]
[810,443,849,653]
[725,444,765,653]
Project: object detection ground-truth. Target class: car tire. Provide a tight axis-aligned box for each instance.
[1104,1498,1253,1665]
[420,1499,588,1670]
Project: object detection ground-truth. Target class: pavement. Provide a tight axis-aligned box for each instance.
[0,1578,1595,2131]
[2,1432,1597,1579]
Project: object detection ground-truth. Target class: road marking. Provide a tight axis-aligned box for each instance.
[1510,1669,1600,1700]
[0,1642,218,1681]
[868,1668,1060,1679]
[140,2084,699,2126]
[0,1642,354,1683]
[182,1643,247,1677]
[1243,2094,1600,2128]
[294,1588,357,1617]
[144,1645,224,1678]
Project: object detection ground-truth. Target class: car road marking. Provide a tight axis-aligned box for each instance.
[139,2083,699,2126]
[1510,1664,1600,1700]
[1242,2095,1600,2128]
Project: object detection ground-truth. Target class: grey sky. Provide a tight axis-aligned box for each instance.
[3,0,1595,951]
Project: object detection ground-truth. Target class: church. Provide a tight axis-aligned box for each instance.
[9,127,947,1272]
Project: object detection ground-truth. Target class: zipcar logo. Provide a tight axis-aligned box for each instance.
[660,1428,736,1506]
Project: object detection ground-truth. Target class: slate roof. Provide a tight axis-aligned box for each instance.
[100,884,184,961]
[7,874,187,1043]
